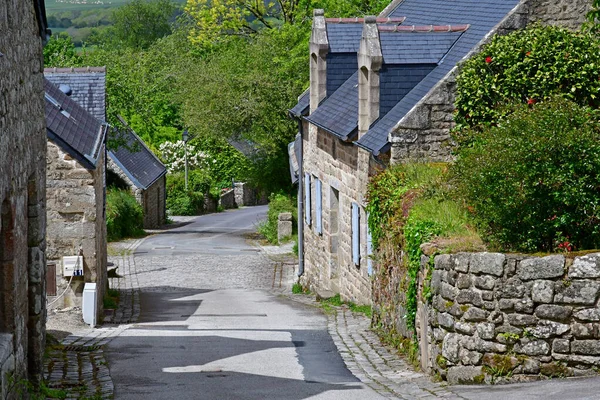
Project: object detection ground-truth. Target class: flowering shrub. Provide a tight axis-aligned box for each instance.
[159,140,208,173]
[452,98,600,252]
[454,25,600,146]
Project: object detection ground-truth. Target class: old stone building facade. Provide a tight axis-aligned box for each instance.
[0,0,49,393]
[293,0,592,306]
[45,79,108,322]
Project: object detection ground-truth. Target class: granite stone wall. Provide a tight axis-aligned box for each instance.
[0,0,47,391]
[420,252,600,384]
[46,142,106,321]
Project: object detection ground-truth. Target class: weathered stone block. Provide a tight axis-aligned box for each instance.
[517,255,565,281]
[514,298,534,314]
[569,253,600,279]
[527,320,570,339]
[455,322,475,335]
[446,270,459,286]
[435,254,451,270]
[463,307,488,322]
[451,253,471,273]
[462,336,507,353]
[498,299,515,312]
[572,323,594,339]
[447,366,484,385]
[469,253,505,277]
[521,358,540,374]
[442,333,461,363]
[553,338,570,354]
[477,323,496,340]
[554,280,600,305]
[514,339,550,356]
[572,340,600,355]
[507,313,538,327]
[431,270,444,295]
[531,280,554,304]
[535,304,572,321]
[500,277,527,299]
[440,282,459,300]
[456,289,483,306]
[459,348,483,365]
[438,312,455,330]
[457,273,472,289]
[474,275,495,290]
[574,308,600,322]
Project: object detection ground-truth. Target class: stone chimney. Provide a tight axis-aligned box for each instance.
[357,16,382,139]
[309,9,329,113]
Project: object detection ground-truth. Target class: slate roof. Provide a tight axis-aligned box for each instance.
[44,67,107,123]
[108,122,167,190]
[290,90,310,117]
[305,29,465,140]
[357,0,521,154]
[45,78,106,170]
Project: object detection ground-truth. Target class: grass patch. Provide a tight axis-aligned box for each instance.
[103,289,120,310]
[317,294,372,317]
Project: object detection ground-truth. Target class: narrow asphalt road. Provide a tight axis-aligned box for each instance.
[106,206,386,399]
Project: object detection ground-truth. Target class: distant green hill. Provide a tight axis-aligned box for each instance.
[46,0,186,46]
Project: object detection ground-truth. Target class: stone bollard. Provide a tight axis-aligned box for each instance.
[277,212,293,243]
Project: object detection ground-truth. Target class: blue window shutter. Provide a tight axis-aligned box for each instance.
[304,173,311,225]
[316,179,322,234]
[367,213,373,276]
[352,202,360,265]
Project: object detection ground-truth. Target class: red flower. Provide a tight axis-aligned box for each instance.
[527,98,537,105]
[526,51,531,56]
[485,56,493,64]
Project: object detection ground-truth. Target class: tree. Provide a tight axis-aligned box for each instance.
[110,0,178,49]
[184,0,389,46]
[43,33,83,67]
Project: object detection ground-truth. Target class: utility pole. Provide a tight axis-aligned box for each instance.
[182,129,189,191]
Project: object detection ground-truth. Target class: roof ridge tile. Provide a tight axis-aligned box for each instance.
[378,24,470,33]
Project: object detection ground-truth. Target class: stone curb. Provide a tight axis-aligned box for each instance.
[44,238,145,399]
[280,292,467,400]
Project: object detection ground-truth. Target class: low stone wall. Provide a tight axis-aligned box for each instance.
[234,182,256,206]
[420,252,600,384]
[219,189,236,210]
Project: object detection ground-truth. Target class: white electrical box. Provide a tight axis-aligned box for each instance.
[82,283,97,327]
[63,256,83,277]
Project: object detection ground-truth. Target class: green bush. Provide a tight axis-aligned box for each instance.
[452,98,600,252]
[165,170,212,216]
[258,192,297,244]
[454,25,600,146]
[106,189,144,241]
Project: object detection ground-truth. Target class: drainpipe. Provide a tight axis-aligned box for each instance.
[296,119,304,278]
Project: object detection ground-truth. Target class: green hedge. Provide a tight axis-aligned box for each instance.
[452,98,600,252]
[106,189,144,241]
[454,25,600,146]
[166,170,213,216]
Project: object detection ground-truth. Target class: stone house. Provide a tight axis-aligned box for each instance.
[0,0,49,392]
[107,120,167,229]
[44,78,108,322]
[291,0,591,305]
[45,68,168,228]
